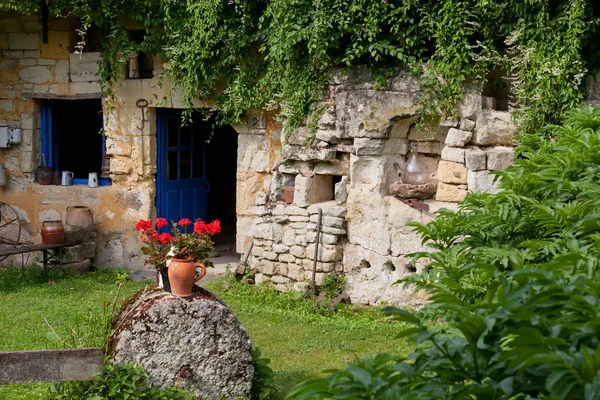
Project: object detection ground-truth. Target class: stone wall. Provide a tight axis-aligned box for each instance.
[0,13,230,269]
[243,68,518,306]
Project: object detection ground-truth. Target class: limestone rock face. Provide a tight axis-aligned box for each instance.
[111,288,254,400]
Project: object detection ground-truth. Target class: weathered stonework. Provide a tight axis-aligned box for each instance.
[1,12,525,306]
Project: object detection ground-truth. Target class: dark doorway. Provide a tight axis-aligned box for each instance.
[206,124,237,245]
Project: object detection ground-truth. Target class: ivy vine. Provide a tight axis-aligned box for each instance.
[2,0,599,135]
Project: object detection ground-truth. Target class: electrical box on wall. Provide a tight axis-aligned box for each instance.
[0,126,9,148]
[0,126,22,148]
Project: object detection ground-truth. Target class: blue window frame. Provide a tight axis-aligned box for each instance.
[40,99,111,186]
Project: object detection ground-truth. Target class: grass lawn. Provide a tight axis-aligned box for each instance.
[0,267,410,399]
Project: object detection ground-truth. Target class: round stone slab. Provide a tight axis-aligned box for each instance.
[111,286,253,400]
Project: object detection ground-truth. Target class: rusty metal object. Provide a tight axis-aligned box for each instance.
[305,207,322,299]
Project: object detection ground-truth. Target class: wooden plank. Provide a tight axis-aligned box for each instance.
[0,348,104,384]
[23,93,102,100]
[0,243,64,257]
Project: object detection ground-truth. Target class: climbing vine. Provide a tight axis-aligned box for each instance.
[2,0,600,134]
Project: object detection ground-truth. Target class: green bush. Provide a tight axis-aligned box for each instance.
[47,361,194,400]
[287,108,600,399]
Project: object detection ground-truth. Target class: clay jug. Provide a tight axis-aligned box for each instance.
[65,206,94,242]
[41,220,65,244]
[168,257,207,297]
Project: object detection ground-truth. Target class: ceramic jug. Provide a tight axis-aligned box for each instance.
[61,171,74,186]
[88,172,98,188]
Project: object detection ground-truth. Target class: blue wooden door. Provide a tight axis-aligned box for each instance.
[157,109,208,224]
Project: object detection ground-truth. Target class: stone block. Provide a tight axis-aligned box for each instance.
[70,52,101,82]
[411,141,442,155]
[459,118,476,132]
[445,128,472,147]
[306,244,341,262]
[337,89,420,139]
[54,59,69,83]
[309,215,345,228]
[19,66,52,84]
[237,135,270,172]
[19,59,36,66]
[306,231,338,244]
[23,50,40,58]
[436,182,468,202]
[236,170,262,215]
[273,244,290,253]
[281,228,296,246]
[70,82,101,94]
[254,191,268,206]
[315,129,340,144]
[468,170,501,194]
[290,245,306,258]
[294,235,307,246]
[472,110,517,145]
[334,176,348,205]
[486,146,514,170]
[258,259,277,275]
[294,175,333,207]
[308,201,347,217]
[271,275,291,284]
[437,161,467,184]
[263,251,278,261]
[62,241,96,263]
[465,147,486,171]
[441,146,465,163]
[0,100,14,112]
[279,253,296,263]
[287,263,304,281]
[350,155,388,193]
[8,33,39,50]
[281,144,336,162]
[313,161,348,176]
[458,91,482,119]
[61,259,91,273]
[302,259,337,273]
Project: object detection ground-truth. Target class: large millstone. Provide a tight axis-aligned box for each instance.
[111,286,254,399]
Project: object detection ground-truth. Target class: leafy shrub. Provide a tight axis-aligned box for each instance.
[287,109,600,399]
[406,106,600,310]
[251,348,277,400]
[47,361,194,400]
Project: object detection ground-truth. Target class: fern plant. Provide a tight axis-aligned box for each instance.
[288,107,600,399]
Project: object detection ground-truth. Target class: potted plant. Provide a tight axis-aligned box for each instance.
[136,217,221,296]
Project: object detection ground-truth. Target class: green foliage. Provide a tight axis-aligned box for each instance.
[318,272,346,300]
[251,348,277,400]
[288,108,600,399]
[47,361,194,400]
[405,107,600,309]
[3,1,599,134]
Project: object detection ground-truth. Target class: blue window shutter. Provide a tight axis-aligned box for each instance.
[40,101,53,168]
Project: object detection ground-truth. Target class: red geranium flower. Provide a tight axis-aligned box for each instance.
[158,233,173,245]
[194,220,207,234]
[207,220,221,235]
[178,218,192,227]
[135,219,152,231]
[155,217,168,229]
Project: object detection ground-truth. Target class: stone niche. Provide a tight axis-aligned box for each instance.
[243,67,517,306]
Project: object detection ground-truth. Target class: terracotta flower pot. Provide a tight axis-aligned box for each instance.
[168,257,207,297]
